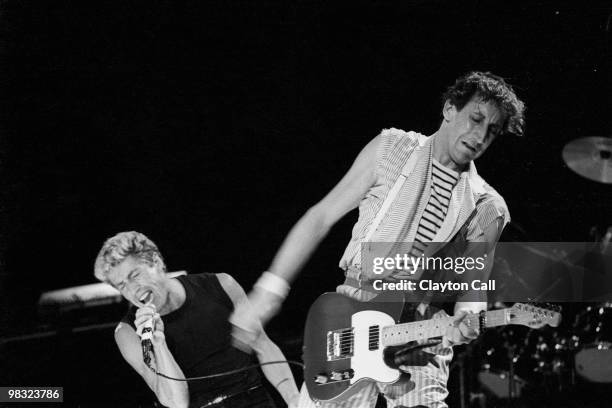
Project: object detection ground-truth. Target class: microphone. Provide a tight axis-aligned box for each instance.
[141,316,154,367]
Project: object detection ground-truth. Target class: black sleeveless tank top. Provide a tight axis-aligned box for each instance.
[121,273,261,407]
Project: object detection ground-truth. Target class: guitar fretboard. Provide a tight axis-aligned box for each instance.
[381,309,509,347]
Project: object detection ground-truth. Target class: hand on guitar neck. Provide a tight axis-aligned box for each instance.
[388,310,479,372]
[442,310,480,347]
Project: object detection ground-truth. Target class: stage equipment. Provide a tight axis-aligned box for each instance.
[562,136,612,184]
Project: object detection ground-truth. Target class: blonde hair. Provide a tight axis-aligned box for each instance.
[94,231,166,283]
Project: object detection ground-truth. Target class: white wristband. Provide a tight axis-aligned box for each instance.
[254,272,291,299]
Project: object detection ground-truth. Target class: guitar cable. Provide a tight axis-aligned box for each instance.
[145,360,305,382]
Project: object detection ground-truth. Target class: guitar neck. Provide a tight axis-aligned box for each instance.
[381,309,510,347]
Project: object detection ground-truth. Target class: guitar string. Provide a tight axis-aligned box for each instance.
[331,309,553,350]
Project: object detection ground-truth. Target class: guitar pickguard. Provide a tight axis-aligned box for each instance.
[351,310,401,384]
[303,291,404,402]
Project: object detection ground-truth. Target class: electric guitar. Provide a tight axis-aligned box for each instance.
[302,292,561,403]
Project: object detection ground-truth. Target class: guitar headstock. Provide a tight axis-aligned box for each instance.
[507,303,562,328]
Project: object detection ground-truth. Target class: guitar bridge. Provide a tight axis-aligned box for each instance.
[314,369,355,384]
[326,328,354,361]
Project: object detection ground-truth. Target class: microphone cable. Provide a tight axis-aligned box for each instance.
[145,360,305,382]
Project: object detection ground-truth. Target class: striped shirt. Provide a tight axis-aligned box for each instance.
[338,128,510,275]
[410,159,459,257]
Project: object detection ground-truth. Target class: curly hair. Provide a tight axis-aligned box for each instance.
[94,231,166,283]
[442,71,525,137]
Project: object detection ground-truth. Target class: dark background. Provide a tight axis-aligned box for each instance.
[0,0,611,406]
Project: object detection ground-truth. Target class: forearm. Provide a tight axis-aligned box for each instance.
[151,342,189,408]
[268,206,331,283]
[454,234,498,315]
[255,339,299,405]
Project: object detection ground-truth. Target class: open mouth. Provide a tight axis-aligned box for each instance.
[139,290,153,304]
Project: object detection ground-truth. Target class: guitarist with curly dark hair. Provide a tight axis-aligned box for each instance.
[232,71,526,408]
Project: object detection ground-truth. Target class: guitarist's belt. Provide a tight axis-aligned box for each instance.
[340,266,425,301]
[338,266,378,301]
[340,266,432,318]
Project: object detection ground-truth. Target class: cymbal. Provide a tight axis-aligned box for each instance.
[562,136,612,184]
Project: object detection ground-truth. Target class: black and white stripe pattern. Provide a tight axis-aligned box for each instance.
[410,159,459,256]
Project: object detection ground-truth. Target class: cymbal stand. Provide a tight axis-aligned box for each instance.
[507,343,518,408]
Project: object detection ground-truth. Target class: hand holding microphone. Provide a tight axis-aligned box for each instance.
[134,302,165,367]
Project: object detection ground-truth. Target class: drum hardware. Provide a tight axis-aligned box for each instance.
[574,303,612,382]
[477,327,529,401]
[477,322,577,399]
[507,342,519,404]
[471,304,612,408]
[453,349,468,408]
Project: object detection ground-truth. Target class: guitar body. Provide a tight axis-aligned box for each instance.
[303,291,404,403]
[303,292,561,404]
